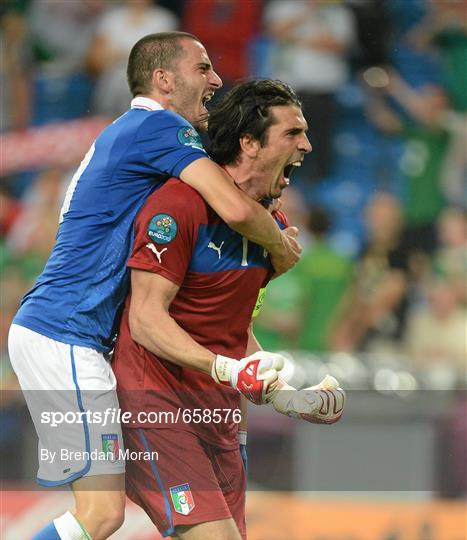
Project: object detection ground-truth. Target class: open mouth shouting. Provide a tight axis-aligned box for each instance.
[201,93,213,114]
[283,160,303,185]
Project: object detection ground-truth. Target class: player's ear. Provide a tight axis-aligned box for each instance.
[239,134,260,158]
[152,69,172,93]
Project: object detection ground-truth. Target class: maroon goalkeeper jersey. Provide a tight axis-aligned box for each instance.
[112,178,287,448]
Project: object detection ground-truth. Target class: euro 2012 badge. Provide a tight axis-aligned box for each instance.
[101,434,120,462]
[170,483,195,515]
[148,214,178,245]
[177,126,203,149]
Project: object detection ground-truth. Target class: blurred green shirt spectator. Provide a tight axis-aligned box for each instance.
[254,206,353,353]
[295,238,353,352]
[401,123,449,227]
[253,267,302,352]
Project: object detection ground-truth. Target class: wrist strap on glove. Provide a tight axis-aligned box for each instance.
[211,355,235,386]
[212,352,285,405]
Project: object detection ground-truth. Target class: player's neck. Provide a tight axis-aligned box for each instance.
[141,90,173,112]
[223,163,262,201]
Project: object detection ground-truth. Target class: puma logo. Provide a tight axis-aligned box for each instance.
[245,363,256,377]
[146,243,167,263]
[208,240,224,259]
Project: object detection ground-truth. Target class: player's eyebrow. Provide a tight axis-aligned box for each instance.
[285,126,308,135]
[196,62,212,70]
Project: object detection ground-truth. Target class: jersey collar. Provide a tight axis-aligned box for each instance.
[131,96,164,111]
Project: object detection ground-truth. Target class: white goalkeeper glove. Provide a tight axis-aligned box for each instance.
[212,351,285,405]
[272,374,345,424]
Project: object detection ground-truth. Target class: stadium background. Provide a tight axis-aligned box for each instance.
[1,0,465,539]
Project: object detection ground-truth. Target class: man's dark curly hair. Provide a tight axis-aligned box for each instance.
[208,79,302,165]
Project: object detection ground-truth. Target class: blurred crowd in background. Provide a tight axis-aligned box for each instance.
[1,0,466,495]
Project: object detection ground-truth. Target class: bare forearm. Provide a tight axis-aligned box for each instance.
[233,200,285,255]
[130,308,216,374]
[180,158,286,257]
[387,74,446,126]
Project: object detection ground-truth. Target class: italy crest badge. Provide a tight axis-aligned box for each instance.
[169,483,195,515]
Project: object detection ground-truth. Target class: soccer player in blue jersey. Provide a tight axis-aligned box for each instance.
[8,33,301,540]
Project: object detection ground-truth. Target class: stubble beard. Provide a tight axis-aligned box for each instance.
[173,74,208,132]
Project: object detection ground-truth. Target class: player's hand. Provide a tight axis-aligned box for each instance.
[211,351,285,405]
[270,227,301,277]
[272,375,345,424]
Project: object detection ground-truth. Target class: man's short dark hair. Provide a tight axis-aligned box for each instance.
[208,79,302,165]
[127,31,201,97]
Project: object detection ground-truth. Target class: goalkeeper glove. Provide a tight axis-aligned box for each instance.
[212,351,285,405]
[272,375,345,424]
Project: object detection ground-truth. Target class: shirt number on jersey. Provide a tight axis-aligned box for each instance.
[241,238,249,267]
[59,143,96,223]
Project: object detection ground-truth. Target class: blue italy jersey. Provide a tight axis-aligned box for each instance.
[14,97,207,352]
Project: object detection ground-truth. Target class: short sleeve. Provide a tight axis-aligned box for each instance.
[128,179,206,286]
[136,110,208,178]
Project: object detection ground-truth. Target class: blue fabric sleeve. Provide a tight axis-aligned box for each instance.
[136,109,208,178]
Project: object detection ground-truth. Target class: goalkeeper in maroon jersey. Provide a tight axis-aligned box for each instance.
[112,79,343,540]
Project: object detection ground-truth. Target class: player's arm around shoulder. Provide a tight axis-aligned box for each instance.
[180,157,257,226]
[180,158,301,276]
